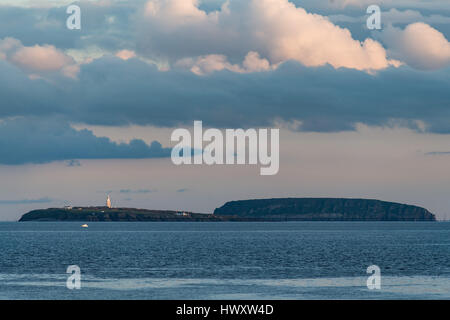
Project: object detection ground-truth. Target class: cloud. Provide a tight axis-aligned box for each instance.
[382,8,450,25]
[1,55,450,134]
[176,54,241,75]
[329,8,450,25]
[380,22,450,70]
[0,117,171,165]
[175,51,273,75]
[0,37,79,78]
[139,0,397,72]
[0,2,139,54]
[119,189,153,194]
[425,151,450,156]
[328,0,450,10]
[65,159,81,167]
[1,1,448,74]
[330,0,396,8]
[115,49,136,60]
[2,1,448,76]
[0,197,52,205]
[12,44,73,71]
[69,58,450,133]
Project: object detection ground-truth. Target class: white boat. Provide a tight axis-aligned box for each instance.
[81,224,88,228]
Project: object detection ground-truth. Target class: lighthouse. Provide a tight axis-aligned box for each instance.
[106,195,112,208]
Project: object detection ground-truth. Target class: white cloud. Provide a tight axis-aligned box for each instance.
[242,51,273,72]
[176,54,240,75]
[0,37,79,78]
[175,51,273,75]
[139,0,398,72]
[12,45,73,71]
[381,22,450,70]
[115,49,137,61]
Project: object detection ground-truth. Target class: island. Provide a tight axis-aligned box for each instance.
[213,198,436,221]
[19,198,436,221]
[19,207,218,222]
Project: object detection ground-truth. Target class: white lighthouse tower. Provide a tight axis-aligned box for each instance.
[106,195,112,208]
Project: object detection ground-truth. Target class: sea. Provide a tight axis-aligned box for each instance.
[0,221,449,300]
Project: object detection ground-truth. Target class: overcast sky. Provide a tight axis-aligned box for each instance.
[0,0,449,220]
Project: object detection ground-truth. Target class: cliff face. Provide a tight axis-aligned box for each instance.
[213,198,436,221]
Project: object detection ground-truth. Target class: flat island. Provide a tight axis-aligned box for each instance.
[19,198,436,222]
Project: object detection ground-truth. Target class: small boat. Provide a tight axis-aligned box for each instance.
[81,224,88,228]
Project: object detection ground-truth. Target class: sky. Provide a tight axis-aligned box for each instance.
[0,0,449,220]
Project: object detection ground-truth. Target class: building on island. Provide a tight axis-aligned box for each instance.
[106,195,112,208]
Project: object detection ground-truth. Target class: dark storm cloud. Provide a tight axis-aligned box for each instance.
[0,117,171,164]
[0,60,63,118]
[1,56,450,133]
[62,57,450,132]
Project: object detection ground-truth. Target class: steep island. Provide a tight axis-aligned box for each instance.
[19,198,436,221]
[213,198,436,221]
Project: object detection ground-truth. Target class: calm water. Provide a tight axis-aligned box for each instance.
[0,221,449,300]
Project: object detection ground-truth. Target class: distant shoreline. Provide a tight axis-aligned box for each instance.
[19,198,436,222]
